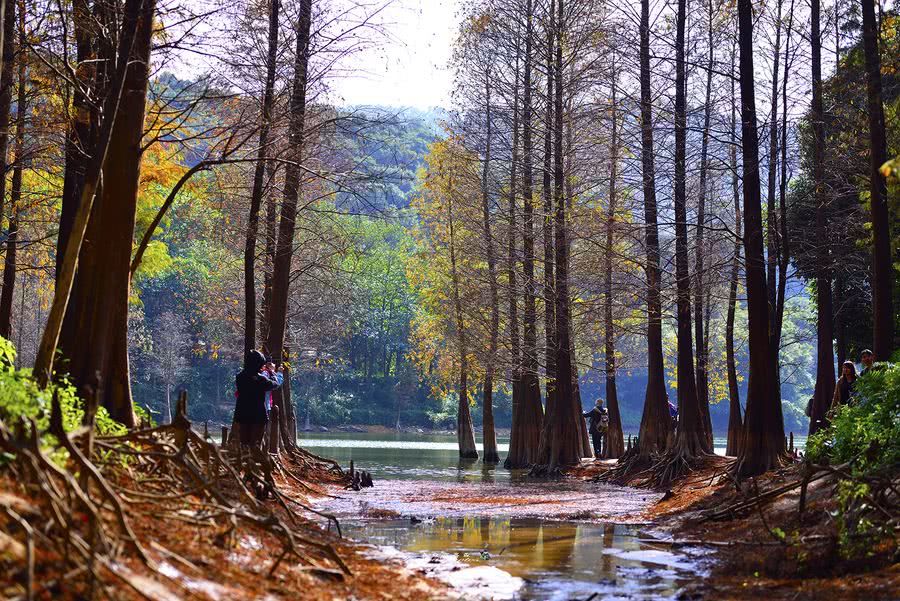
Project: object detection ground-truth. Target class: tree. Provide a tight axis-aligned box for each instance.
[150,312,189,424]
[0,0,22,338]
[506,0,545,468]
[808,0,836,437]
[860,0,893,361]
[634,0,670,460]
[243,0,280,354]
[266,0,314,448]
[735,0,786,477]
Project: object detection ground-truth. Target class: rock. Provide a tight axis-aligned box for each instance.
[316,425,330,432]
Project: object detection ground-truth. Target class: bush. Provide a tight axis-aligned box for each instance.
[806,362,899,475]
[0,337,125,462]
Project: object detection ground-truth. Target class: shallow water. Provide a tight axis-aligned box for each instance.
[305,433,718,600]
[342,517,709,600]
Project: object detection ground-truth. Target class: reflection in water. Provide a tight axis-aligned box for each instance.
[342,517,701,600]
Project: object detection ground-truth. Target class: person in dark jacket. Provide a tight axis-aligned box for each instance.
[583,398,609,459]
[234,349,282,449]
[830,360,857,413]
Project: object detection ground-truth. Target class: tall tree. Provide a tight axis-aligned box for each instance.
[0,0,14,246]
[0,0,24,338]
[44,0,156,427]
[860,0,892,361]
[266,0,314,448]
[504,21,525,469]
[670,0,709,461]
[506,0,544,468]
[603,58,624,459]
[244,0,280,354]
[634,0,670,459]
[807,0,835,436]
[735,0,786,477]
[542,0,556,416]
[725,41,743,457]
[693,0,715,448]
[479,68,500,464]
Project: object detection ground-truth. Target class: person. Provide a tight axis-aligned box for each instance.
[583,398,609,459]
[830,360,857,412]
[261,357,283,414]
[859,349,874,377]
[234,349,282,449]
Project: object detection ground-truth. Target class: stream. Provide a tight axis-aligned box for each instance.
[303,432,716,600]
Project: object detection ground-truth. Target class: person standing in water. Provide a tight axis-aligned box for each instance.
[234,349,282,449]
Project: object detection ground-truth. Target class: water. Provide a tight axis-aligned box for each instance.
[305,432,715,600]
[298,431,806,482]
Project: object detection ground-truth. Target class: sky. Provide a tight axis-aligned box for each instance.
[330,0,460,109]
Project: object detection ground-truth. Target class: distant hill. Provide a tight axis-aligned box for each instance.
[333,106,446,213]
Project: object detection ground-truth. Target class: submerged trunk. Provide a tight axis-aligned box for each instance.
[449,185,478,460]
[736,0,786,476]
[480,72,500,464]
[507,0,544,468]
[636,0,670,457]
[504,31,525,469]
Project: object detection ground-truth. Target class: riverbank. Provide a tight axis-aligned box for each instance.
[575,456,899,600]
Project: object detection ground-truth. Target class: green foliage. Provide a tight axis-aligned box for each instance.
[0,338,125,464]
[806,362,900,475]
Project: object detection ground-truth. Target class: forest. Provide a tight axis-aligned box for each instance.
[0,0,896,598]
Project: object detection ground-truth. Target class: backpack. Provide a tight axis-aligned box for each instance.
[597,409,610,432]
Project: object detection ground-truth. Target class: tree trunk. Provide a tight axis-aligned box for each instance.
[507,0,544,468]
[448,183,478,460]
[603,60,624,460]
[736,0,786,477]
[636,0,670,457]
[542,0,556,417]
[0,4,24,338]
[504,28,525,469]
[480,71,500,464]
[776,0,795,360]
[671,0,708,458]
[243,0,280,355]
[726,45,743,458]
[808,0,835,437]
[0,0,14,242]
[51,0,155,427]
[542,0,581,468]
[266,0,312,447]
[861,0,893,361]
[693,0,715,448]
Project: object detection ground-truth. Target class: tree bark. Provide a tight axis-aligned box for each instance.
[672,0,708,457]
[506,0,544,468]
[636,0,670,457]
[0,0,14,243]
[266,0,312,447]
[0,2,24,339]
[448,179,478,460]
[693,0,714,449]
[244,0,280,355]
[542,0,556,418]
[736,0,786,476]
[726,45,743,457]
[504,28,525,469]
[480,71,500,464]
[603,60,624,460]
[861,0,893,361]
[808,0,835,437]
[47,0,154,428]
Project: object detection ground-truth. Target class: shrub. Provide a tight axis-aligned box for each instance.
[806,362,899,476]
[0,337,125,463]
